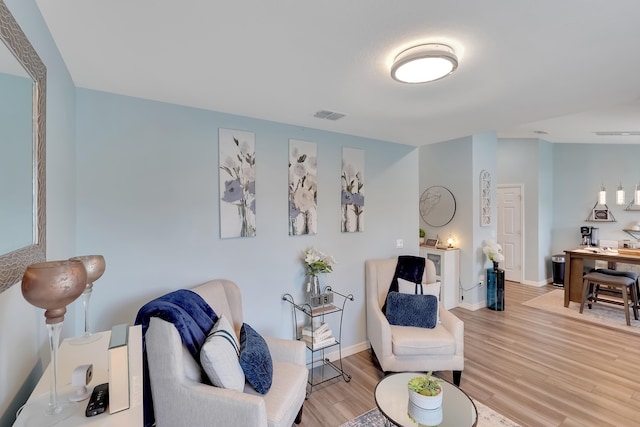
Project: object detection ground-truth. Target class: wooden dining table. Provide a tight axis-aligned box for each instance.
[563,249,640,306]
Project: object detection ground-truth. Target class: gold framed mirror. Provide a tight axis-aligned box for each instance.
[0,0,46,292]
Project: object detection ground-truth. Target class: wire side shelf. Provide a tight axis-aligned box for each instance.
[282,286,354,395]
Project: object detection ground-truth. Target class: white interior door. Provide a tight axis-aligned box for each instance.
[498,185,523,282]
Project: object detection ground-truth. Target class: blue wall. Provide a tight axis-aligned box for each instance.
[419,131,498,309]
[552,143,640,252]
[498,138,554,284]
[75,88,420,348]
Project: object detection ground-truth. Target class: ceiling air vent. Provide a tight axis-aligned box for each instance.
[314,110,345,121]
[594,131,640,136]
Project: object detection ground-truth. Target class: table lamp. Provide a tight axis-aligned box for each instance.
[68,255,106,344]
[21,260,87,424]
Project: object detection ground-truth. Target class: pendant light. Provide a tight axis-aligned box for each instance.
[598,184,607,205]
[635,182,640,205]
[616,181,625,205]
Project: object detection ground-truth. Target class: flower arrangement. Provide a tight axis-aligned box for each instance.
[302,247,335,277]
[482,240,505,264]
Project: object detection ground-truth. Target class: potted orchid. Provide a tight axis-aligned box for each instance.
[483,240,505,270]
[302,247,336,306]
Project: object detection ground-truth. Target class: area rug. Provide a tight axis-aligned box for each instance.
[522,289,640,333]
[340,400,520,426]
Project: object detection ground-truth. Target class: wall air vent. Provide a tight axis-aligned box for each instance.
[594,131,640,136]
[313,110,346,121]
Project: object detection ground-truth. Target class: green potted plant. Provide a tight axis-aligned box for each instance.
[407,372,443,410]
[419,228,425,244]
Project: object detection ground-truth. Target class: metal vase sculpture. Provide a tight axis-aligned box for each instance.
[21,260,87,422]
[69,255,106,343]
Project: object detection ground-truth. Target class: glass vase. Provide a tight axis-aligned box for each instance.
[305,275,321,303]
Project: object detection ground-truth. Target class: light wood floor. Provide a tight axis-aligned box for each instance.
[299,281,640,427]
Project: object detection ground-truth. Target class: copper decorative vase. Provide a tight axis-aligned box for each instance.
[69,255,106,340]
[21,260,87,421]
[22,260,87,324]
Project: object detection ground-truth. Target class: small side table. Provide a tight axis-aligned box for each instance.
[282,286,353,394]
[13,326,143,426]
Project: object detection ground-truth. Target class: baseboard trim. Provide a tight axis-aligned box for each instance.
[323,340,370,362]
[457,301,485,311]
[521,279,550,287]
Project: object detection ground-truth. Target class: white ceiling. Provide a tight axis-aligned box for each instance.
[35,0,640,146]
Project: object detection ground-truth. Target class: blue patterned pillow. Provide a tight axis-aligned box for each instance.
[385,291,438,329]
[239,323,273,394]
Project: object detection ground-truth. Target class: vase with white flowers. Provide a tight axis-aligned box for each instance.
[302,247,336,306]
[482,240,505,271]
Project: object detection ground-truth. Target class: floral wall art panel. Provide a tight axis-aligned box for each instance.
[289,139,317,236]
[219,128,256,238]
[341,147,364,232]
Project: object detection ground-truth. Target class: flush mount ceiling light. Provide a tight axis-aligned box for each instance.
[391,43,458,84]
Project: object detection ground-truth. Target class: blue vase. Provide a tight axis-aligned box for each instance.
[487,266,505,311]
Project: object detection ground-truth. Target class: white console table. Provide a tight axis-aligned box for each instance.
[419,246,460,309]
[13,325,143,426]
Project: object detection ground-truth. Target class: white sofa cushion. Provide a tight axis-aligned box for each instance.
[200,314,245,391]
[390,324,456,356]
[245,360,308,425]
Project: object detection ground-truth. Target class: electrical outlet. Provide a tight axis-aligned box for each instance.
[478,275,485,287]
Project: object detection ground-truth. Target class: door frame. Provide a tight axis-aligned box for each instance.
[497,184,525,283]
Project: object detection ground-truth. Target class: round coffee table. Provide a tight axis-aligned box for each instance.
[375,372,477,426]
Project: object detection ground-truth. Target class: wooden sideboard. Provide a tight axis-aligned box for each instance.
[564,249,640,306]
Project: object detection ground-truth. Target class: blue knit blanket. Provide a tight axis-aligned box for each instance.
[134,289,217,427]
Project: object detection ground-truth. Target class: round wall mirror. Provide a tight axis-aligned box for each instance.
[420,186,456,227]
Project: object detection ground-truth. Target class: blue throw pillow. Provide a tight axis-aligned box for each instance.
[385,291,438,329]
[239,323,273,394]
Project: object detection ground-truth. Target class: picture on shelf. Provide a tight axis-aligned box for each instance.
[592,208,610,221]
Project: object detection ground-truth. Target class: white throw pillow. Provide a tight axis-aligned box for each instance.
[397,277,440,297]
[200,314,245,391]
[397,278,441,322]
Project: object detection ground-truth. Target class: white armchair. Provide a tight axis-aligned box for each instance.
[144,279,308,427]
[365,257,464,385]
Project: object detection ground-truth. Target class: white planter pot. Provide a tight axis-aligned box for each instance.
[408,386,443,410]
[408,401,443,426]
